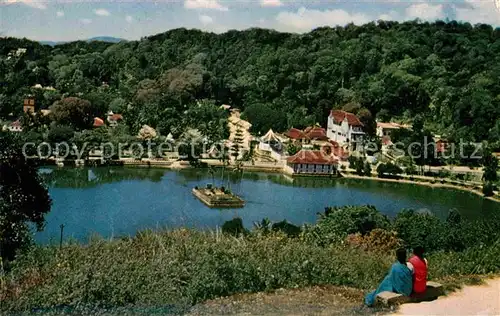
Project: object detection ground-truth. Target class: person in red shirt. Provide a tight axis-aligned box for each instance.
[407,246,428,294]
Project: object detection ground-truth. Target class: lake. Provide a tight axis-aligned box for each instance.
[36,167,500,243]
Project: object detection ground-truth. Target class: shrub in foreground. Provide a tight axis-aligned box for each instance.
[2,231,390,312]
[309,205,391,245]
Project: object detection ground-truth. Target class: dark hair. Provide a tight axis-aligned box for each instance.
[413,246,425,258]
[396,248,407,264]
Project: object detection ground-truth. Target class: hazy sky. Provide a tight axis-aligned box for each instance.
[1,0,500,41]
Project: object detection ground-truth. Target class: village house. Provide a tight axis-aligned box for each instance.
[93,117,105,128]
[285,149,339,175]
[284,128,309,142]
[107,111,123,127]
[434,136,449,154]
[376,122,407,138]
[284,125,328,144]
[23,98,35,114]
[32,84,56,91]
[376,122,411,148]
[3,120,23,132]
[327,110,365,149]
[304,125,329,141]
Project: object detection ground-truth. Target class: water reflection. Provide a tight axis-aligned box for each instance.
[41,167,165,188]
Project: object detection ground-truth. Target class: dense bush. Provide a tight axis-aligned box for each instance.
[348,156,367,176]
[376,162,403,178]
[271,220,301,237]
[392,209,447,251]
[483,182,494,197]
[221,218,247,236]
[308,206,391,245]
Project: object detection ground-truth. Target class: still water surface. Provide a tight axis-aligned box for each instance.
[37,167,500,243]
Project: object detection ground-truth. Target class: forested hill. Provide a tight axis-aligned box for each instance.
[1,21,499,146]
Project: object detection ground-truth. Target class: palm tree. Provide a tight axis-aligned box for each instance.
[208,165,216,185]
[233,161,244,194]
[220,144,230,187]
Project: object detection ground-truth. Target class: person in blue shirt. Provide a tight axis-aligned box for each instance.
[365,248,413,306]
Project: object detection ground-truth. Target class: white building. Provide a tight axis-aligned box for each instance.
[327,110,365,149]
[258,129,285,161]
[285,149,339,175]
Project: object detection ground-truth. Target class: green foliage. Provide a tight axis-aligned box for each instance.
[2,22,500,143]
[271,220,301,237]
[392,209,446,251]
[482,148,498,183]
[363,162,372,177]
[309,205,391,245]
[47,124,75,144]
[242,103,287,135]
[0,132,52,261]
[221,218,247,236]
[348,156,367,176]
[48,97,96,131]
[2,231,392,312]
[482,182,495,197]
[376,162,403,178]
[286,143,300,156]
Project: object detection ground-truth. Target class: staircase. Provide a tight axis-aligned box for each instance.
[253,147,278,163]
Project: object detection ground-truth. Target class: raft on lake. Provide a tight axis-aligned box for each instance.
[192,184,245,208]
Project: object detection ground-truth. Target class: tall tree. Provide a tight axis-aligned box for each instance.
[0,132,52,261]
[49,97,95,130]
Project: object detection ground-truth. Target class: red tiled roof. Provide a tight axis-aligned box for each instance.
[304,126,328,140]
[330,110,363,127]
[110,114,123,121]
[287,150,339,165]
[10,120,22,127]
[93,117,105,127]
[285,128,309,140]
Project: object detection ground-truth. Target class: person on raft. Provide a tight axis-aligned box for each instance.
[365,248,413,306]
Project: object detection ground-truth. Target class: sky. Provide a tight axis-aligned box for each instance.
[1,0,500,42]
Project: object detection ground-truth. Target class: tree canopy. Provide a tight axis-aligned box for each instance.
[0,21,499,146]
[0,132,52,261]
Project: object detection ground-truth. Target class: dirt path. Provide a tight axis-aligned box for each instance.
[392,278,500,316]
[187,285,390,316]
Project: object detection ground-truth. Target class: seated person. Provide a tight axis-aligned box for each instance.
[365,248,413,306]
[406,246,428,295]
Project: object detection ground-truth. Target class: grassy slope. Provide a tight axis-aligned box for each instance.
[2,229,499,314]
